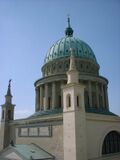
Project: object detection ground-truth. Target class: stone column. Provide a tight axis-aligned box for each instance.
[52,82,56,109]
[96,82,99,108]
[35,87,40,112]
[60,80,65,108]
[40,85,43,110]
[44,84,48,110]
[101,84,105,108]
[104,85,109,109]
[88,81,92,107]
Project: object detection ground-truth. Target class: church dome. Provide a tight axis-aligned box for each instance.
[44,17,97,64]
[42,18,99,77]
[44,36,97,64]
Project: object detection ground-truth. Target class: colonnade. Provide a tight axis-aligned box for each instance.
[35,80,109,112]
[35,81,65,112]
[87,81,109,109]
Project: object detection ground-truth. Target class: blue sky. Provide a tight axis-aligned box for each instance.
[0,0,120,119]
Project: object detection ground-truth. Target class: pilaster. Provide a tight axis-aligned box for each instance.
[96,82,99,108]
[44,83,48,110]
[104,85,109,109]
[52,82,56,109]
[35,87,40,112]
[101,84,105,108]
[40,85,43,110]
[88,81,92,107]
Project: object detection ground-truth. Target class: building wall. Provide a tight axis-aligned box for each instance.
[86,113,120,160]
[4,113,120,160]
[15,124,63,160]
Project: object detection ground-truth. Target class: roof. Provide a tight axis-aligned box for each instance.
[28,107,117,119]
[86,107,117,116]
[0,144,55,160]
[44,36,97,64]
[28,108,63,119]
[44,18,98,65]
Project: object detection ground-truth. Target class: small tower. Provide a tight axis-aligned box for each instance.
[0,80,15,149]
[62,48,87,160]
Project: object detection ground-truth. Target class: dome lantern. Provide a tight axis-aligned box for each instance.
[44,18,98,66]
[65,17,73,37]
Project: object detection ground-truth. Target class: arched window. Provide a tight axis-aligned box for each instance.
[77,95,79,107]
[48,97,51,110]
[99,94,103,107]
[58,95,61,108]
[2,110,4,119]
[92,91,97,108]
[8,110,12,120]
[66,94,71,107]
[84,91,89,108]
[102,131,120,155]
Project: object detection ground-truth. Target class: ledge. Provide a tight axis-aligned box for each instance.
[85,107,117,116]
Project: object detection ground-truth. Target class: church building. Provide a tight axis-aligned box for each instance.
[0,18,120,160]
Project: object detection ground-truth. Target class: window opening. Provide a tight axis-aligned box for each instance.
[102,131,120,155]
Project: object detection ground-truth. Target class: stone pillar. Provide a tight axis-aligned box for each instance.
[88,81,92,107]
[63,83,87,160]
[101,84,105,108]
[52,82,56,109]
[40,85,43,110]
[44,84,48,110]
[35,87,40,112]
[60,81,65,108]
[96,82,99,108]
[104,85,109,109]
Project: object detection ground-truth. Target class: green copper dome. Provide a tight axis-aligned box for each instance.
[44,18,97,64]
[44,37,97,64]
